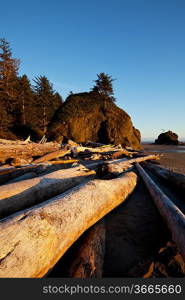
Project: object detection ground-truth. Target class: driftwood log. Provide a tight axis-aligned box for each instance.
[0,142,61,164]
[135,162,185,261]
[0,162,80,186]
[0,154,159,186]
[0,171,137,278]
[97,163,132,178]
[142,162,185,196]
[33,146,121,164]
[74,146,122,155]
[68,220,105,278]
[45,159,79,165]
[33,149,71,164]
[0,165,46,185]
[0,138,31,145]
[97,154,160,178]
[0,165,95,219]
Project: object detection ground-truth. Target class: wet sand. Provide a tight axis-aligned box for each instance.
[143,144,185,175]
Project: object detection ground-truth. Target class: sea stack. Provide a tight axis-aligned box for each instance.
[47,92,142,150]
[155,130,179,145]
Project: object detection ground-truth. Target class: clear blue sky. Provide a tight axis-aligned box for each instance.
[1,0,185,141]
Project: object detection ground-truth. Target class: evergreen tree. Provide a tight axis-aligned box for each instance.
[92,72,116,102]
[0,96,14,138]
[0,38,20,138]
[16,74,34,125]
[33,75,57,134]
[0,40,62,140]
[0,38,20,98]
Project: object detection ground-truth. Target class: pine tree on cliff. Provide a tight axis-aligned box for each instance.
[16,74,34,125]
[33,76,62,134]
[92,73,116,102]
[0,38,20,98]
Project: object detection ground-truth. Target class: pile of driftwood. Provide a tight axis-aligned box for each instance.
[0,142,61,165]
[0,139,184,278]
[0,139,133,166]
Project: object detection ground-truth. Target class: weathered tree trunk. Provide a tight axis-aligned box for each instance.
[75,146,121,155]
[33,146,121,165]
[142,162,185,196]
[97,155,159,178]
[68,220,105,278]
[97,162,132,178]
[0,165,95,219]
[0,171,137,278]
[45,159,79,165]
[123,154,160,164]
[0,162,79,185]
[135,162,185,261]
[0,165,44,185]
[33,149,71,164]
[0,142,60,164]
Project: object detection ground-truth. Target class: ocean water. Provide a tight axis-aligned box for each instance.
[149,149,185,153]
[146,146,185,154]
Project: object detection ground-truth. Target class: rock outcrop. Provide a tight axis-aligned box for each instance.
[47,92,142,150]
[155,131,179,145]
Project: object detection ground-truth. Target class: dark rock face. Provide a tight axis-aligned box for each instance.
[155,131,179,145]
[47,92,142,149]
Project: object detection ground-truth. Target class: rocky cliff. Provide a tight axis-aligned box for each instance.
[155,131,179,145]
[47,92,142,150]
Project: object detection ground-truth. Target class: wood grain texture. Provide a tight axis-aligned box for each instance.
[0,142,60,164]
[0,165,95,219]
[0,171,137,278]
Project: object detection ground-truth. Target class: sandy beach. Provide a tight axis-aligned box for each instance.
[143,144,185,175]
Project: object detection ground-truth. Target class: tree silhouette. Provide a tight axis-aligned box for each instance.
[33,76,62,134]
[92,72,116,102]
[16,74,34,125]
[0,38,20,98]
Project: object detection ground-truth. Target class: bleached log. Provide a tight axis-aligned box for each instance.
[0,162,77,185]
[33,146,119,165]
[142,162,185,195]
[0,165,95,219]
[125,154,160,164]
[45,159,79,165]
[0,165,44,185]
[33,149,71,164]
[97,162,132,178]
[68,220,105,278]
[135,162,185,261]
[0,142,61,163]
[96,154,159,177]
[75,146,120,154]
[0,138,29,145]
[0,171,137,278]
